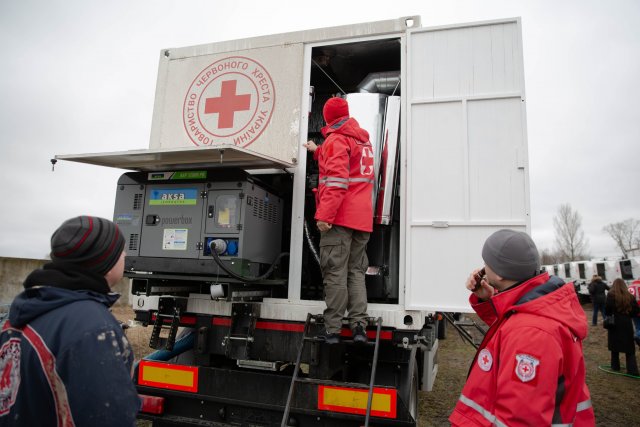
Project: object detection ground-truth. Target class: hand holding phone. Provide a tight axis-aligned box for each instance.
[472,267,486,292]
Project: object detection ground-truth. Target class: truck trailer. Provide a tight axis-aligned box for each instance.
[56,15,530,427]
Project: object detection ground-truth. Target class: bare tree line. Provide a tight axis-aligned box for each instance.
[540,204,640,264]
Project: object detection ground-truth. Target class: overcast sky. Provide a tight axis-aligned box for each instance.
[1,0,638,260]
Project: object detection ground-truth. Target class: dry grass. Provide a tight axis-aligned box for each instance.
[114,304,638,426]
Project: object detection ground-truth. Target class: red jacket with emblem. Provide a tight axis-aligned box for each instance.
[313,116,374,232]
[449,273,595,427]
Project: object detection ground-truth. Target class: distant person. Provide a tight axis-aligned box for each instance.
[0,216,140,426]
[450,229,595,426]
[588,274,609,325]
[303,96,373,344]
[628,279,640,347]
[604,278,639,376]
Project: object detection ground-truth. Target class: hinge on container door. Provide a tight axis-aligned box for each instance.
[238,192,245,200]
[237,224,243,231]
[196,242,203,251]
[200,191,207,199]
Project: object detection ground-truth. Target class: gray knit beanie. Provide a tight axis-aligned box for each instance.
[482,229,540,282]
[50,216,125,275]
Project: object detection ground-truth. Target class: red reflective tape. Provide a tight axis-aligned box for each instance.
[150,314,196,325]
[255,321,305,332]
[212,317,231,326]
[22,326,76,427]
[139,394,165,414]
[212,317,392,339]
[339,329,393,340]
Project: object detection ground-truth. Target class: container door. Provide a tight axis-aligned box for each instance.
[149,44,304,166]
[405,19,529,311]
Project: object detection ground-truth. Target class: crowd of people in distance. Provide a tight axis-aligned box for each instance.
[589,275,640,377]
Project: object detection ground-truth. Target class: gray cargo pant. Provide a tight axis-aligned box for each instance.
[319,225,370,334]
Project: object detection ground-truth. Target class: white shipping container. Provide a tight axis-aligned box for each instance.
[56,16,529,320]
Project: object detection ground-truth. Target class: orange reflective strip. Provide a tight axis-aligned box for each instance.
[138,361,198,393]
[318,385,397,418]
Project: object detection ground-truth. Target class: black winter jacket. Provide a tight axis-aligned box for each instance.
[605,294,640,353]
[0,264,140,426]
[588,279,609,305]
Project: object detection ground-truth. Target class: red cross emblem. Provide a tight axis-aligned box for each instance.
[360,146,374,176]
[477,349,493,372]
[183,56,275,147]
[515,354,539,382]
[204,80,251,129]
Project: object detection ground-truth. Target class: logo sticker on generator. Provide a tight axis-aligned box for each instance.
[163,229,188,251]
[183,56,275,148]
[149,189,198,206]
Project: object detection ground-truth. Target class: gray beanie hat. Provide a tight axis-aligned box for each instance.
[50,216,125,275]
[482,229,540,282]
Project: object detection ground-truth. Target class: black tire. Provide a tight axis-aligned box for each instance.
[399,347,419,423]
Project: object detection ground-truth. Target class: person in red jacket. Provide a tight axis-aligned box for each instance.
[628,279,640,347]
[449,229,595,426]
[304,97,374,344]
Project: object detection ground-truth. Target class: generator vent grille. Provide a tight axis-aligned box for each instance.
[129,234,139,251]
[133,194,143,210]
[250,196,278,224]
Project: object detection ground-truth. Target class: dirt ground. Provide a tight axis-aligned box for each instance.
[115,303,638,427]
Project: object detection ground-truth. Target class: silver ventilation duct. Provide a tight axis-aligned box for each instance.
[357,71,400,94]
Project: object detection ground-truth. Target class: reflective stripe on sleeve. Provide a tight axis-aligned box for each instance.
[348,178,375,184]
[576,399,592,412]
[458,394,508,427]
[325,182,348,189]
[320,176,349,183]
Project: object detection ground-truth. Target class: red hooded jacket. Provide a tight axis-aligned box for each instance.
[450,273,595,427]
[313,116,374,232]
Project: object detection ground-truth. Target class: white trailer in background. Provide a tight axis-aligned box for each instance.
[618,257,640,283]
[593,260,620,284]
[55,16,530,427]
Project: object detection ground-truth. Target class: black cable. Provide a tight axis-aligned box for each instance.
[208,240,289,283]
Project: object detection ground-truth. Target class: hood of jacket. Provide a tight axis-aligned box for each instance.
[10,264,120,327]
[321,117,370,142]
[490,273,588,340]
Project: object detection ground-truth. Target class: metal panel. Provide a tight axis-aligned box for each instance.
[405,19,529,311]
[55,145,290,171]
[152,45,303,166]
[139,184,205,258]
[375,96,401,224]
[468,98,526,221]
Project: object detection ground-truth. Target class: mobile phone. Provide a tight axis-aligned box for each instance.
[472,268,486,291]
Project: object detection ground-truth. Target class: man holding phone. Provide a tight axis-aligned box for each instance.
[449,229,595,426]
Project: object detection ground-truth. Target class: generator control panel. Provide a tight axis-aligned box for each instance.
[114,169,284,279]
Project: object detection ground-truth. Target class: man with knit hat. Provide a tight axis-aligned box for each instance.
[0,216,140,426]
[304,96,374,344]
[449,229,595,426]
